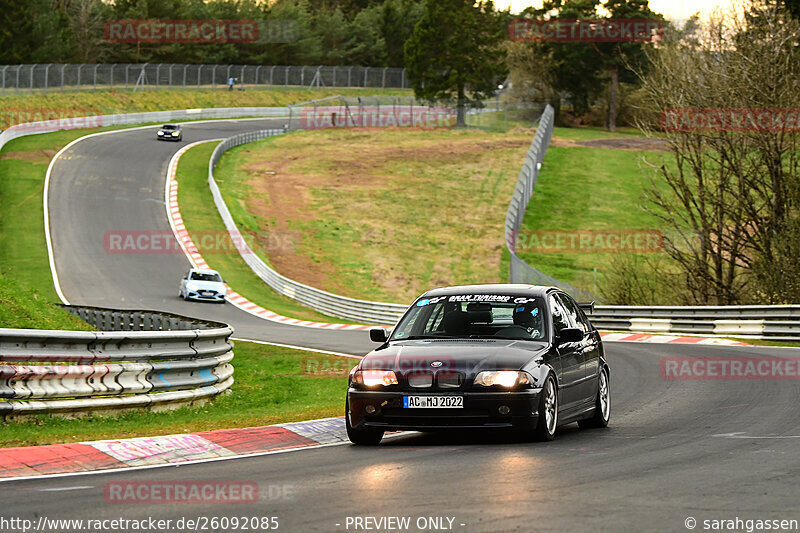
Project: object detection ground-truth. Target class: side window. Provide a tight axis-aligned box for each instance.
[557,293,590,334]
[548,295,570,336]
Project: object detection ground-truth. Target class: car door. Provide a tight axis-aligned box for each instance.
[558,293,599,406]
[548,293,583,411]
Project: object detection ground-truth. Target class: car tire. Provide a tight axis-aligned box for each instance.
[345,399,383,445]
[532,374,558,441]
[578,367,610,429]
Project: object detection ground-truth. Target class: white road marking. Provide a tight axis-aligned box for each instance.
[712,432,800,439]
[36,485,94,492]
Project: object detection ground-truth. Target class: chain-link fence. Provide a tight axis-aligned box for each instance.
[0,64,410,93]
[504,104,593,300]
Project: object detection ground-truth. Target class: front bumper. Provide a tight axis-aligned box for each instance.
[347,388,542,432]
[186,291,225,302]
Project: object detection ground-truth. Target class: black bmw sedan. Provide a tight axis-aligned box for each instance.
[346,284,610,445]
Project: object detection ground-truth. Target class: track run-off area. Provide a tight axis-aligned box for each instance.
[4,119,800,532]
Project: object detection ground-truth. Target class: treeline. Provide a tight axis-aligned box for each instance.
[0,0,425,66]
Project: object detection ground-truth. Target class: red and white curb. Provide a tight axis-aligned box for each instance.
[165,142,371,331]
[600,332,747,346]
[0,418,350,480]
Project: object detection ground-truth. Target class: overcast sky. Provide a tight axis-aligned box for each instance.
[495,0,741,22]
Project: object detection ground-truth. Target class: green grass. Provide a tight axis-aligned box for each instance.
[0,272,93,330]
[0,341,354,447]
[0,128,112,300]
[211,127,536,303]
[515,143,675,295]
[0,87,411,129]
[176,142,349,323]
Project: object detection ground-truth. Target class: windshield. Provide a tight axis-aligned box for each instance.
[190,272,222,282]
[162,125,177,130]
[391,294,547,342]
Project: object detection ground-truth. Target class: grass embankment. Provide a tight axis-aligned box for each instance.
[176,142,348,322]
[0,87,410,129]
[211,127,538,303]
[0,342,352,447]
[0,129,118,327]
[0,273,93,330]
[515,126,675,295]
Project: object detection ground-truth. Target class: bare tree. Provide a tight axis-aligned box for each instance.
[634,2,800,304]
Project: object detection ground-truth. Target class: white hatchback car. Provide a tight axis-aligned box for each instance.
[179,268,226,303]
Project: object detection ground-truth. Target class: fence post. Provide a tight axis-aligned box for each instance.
[363,67,368,87]
[183,64,188,89]
[93,64,98,90]
[2,65,7,95]
[382,67,388,88]
[197,65,202,88]
[269,65,275,86]
[30,65,35,93]
[155,64,161,90]
[255,65,262,87]
[60,64,66,91]
[110,64,115,89]
[78,63,84,90]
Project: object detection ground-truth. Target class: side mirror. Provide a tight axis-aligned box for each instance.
[369,328,388,343]
[557,327,583,344]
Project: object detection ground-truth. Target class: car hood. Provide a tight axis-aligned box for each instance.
[362,339,549,375]
[186,280,225,291]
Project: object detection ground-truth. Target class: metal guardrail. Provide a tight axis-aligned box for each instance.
[586,306,800,341]
[0,106,295,155]
[503,105,592,300]
[0,64,410,93]
[0,307,234,419]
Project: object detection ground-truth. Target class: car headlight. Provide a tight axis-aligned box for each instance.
[172,132,179,136]
[353,369,398,387]
[157,131,164,135]
[473,370,533,388]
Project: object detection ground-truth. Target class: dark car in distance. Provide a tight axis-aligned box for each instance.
[156,124,182,141]
[346,284,610,445]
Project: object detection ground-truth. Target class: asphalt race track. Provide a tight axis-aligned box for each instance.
[46,119,372,355]
[6,121,800,532]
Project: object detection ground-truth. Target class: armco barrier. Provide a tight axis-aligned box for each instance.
[586,305,800,341]
[0,307,234,419]
[503,104,592,300]
[0,106,294,154]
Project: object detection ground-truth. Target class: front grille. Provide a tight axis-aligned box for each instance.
[407,371,433,389]
[437,371,464,388]
[400,370,466,390]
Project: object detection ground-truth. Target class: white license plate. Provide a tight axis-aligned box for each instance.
[403,396,463,409]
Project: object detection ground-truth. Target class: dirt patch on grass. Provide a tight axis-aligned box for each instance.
[552,136,668,151]
[228,129,531,301]
[0,149,57,163]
